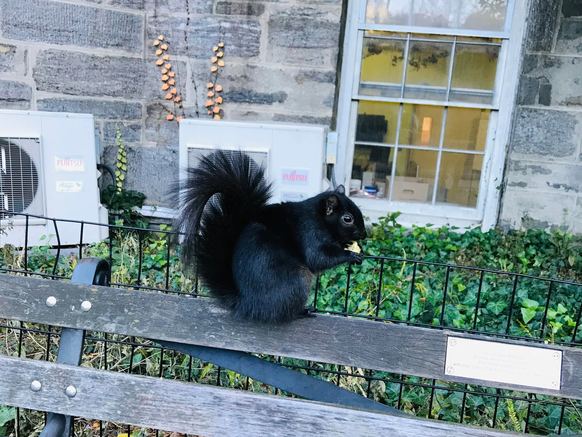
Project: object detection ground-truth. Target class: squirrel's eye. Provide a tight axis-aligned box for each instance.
[342,214,353,224]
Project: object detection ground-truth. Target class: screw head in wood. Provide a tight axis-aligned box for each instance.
[30,380,42,392]
[46,296,57,307]
[65,385,77,397]
[81,301,92,312]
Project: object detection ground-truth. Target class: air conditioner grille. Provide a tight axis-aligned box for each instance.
[0,138,43,220]
[187,147,269,175]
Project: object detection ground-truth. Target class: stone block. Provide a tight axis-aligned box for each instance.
[104,122,142,142]
[0,80,32,110]
[103,144,179,207]
[572,197,582,234]
[37,98,143,119]
[0,0,143,53]
[144,0,212,13]
[267,7,341,66]
[519,55,582,107]
[524,0,560,52]
[498,188,575,232]
[0,44,17,74]
[556,18,582,53]
[517,75,539,105]
[506,160,582,194]
[110,0,145,9]
[563,0,582,17]
[144,103,182,148]
[34,50,186,100]
[191,63,336,115]
[273,113,331,126]
[511,108,582,159]
[215,2,265,15]
[147,16,260,58]
[295,70,336,84]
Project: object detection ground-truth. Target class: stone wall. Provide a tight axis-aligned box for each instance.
[499,0,582,233]
[0,0,342,206]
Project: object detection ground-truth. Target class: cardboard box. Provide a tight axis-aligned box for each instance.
[391,177,430,202]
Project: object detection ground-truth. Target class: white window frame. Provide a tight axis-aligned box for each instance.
[335,0,528,229]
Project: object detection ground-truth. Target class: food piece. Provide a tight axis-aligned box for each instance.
[217,52,223,58]
[168,72,175,78]
[168,79,175,86]
[345,241,361,253]
[162,84,169,91]
[213,107,220,114]
[207,82,214,89]
[213,114,221,119]
[156,49,162,56]
[167,114,174,121]
[205,100,213,107]
[165,93,173,100]
[170,88,177,95]
[162,75,169,81]
[174,97,181,103]
[177,116,183,122]
[165,63,171,69]
[215,85,222,92]
[211,66,218,72]
[161,44,168,50]
[212,46,218,52]
[218,42,224,48]
[163,55,170,61]
[161,68,167,74]
[156,59,164,66]
[154,40,160,46]
[158,35,164,41]
[207,91,214,98]
[218,60,225,67]
[215,96,223,104]
[211,57,217,63]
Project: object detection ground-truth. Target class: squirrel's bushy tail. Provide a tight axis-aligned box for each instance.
[176,150,271,307]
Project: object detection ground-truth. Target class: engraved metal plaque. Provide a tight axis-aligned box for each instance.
[445,337,562,390]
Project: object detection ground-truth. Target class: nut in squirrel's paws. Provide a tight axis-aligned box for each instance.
[345,241,361,253]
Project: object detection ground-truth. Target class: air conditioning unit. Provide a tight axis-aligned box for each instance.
[0,109,108,247]
[179,119,327,203]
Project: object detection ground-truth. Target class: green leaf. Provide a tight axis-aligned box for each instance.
[122,164,127,171]
[117,181,123,187]
[120,175,125,181]
[457,283,466,292]
[521,307,536,324]
[0,406,16,427]
[557,303,567,314]
[522,298,539,309]
[39,235,46,241]
[115,171,121,176]
[117,162,122,168]
[486,301,507,316]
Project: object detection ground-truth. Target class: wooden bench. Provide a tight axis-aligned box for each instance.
[1,258,580,436]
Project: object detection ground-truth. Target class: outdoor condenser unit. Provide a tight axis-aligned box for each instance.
[179,119,327,203]
[0,109,108,247]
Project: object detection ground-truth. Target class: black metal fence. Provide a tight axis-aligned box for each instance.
[2,212,582,436]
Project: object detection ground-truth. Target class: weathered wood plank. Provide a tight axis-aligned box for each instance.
[1,274,582,400]
[0,355,520,437]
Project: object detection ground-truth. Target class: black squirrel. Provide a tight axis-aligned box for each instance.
[176,150,367,323]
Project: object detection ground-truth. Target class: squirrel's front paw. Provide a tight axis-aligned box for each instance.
[349,251,364,265]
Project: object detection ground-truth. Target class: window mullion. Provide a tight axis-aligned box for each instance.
[387,104,404,201]
[431,107,449,205]
[445,37,457,102]
[400,34,411,99]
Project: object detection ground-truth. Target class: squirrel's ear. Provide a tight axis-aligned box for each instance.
[336,184,345,195]
[325,194,338,215]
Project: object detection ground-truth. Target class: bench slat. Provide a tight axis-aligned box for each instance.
[1,274,581,399]
[0,354,520,437]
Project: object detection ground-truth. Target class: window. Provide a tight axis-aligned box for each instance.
[337,0,522,227]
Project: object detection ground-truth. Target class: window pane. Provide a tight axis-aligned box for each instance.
[356,101,400,144]
[399,104,444,147]
[404,40,452,101]
[365,0,509,31]
[443,108,490,151]
[450,44,500,104]
[359,37,406,98]
[393,149,438,202]
[350,144,394,198]
[437,153,483,207]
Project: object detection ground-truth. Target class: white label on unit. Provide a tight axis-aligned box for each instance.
[56,181,84,193]
[55,155,85,172]
[281,168,309,186]
[281,191,308,202]
[445,337,562,390]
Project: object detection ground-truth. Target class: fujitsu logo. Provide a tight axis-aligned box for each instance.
[282,171,307,182]
[56,157,83,167]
